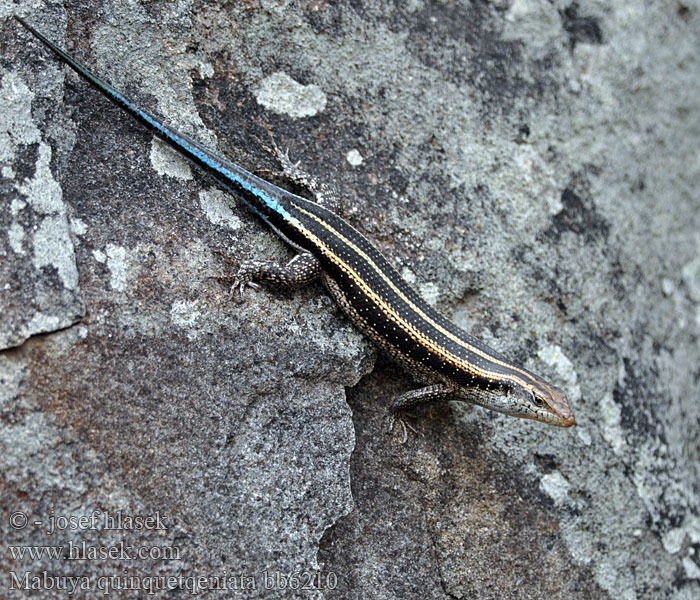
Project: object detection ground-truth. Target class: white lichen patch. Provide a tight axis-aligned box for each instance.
[510,143,561,217]
[536,343,581,402]
[400,267,417,285]
[662,515,700,580]
[502,0,563,56]
[17,142,64,214]
[539,471,571,506]
[0,71,41,164]
[16,142,79,291]
[346,149,364,166]
[573,425,590,447]
[1,72,84,346]
[198,61,215,79]
[663,526,687,555]
[26,312,63,335]
[150,138,193,180]
[8,222,25,255]
[661,278,675,297]
[70,218,88,236]
[417,281,440,306]
[9,198,27,254]
[683,554,700,579]
[170,299,201,329]
[33,215,79,290]
[599,391,627,455]
[105,244,129,292]
[255,72,327,119]
[11,197,26,215]
[561,526,595,566]
[681,254,700,303]
[199,189,241,230]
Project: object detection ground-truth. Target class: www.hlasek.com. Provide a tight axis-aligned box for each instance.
[8,540,180,562]
[8,570,339,595]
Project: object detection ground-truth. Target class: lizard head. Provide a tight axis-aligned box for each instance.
[506,380,575,427]
[466,379,575,427]
[526,382,574,427]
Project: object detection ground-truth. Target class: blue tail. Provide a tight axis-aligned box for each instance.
[15,17,296,224]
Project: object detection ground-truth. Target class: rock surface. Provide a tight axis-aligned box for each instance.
[1,1,699,598]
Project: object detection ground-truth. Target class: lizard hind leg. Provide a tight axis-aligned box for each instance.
[232,252,323,302]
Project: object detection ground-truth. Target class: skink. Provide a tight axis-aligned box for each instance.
[16,17,575,430]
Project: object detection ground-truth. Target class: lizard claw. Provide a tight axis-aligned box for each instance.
[388,414,419,444]
[230,278,260,303]
[230,261,262,303]
[280,146,300,170]
[253,120,300,170]
[212,248,260,302]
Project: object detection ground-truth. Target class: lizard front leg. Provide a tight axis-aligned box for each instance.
[255,127,343,214]
[389,384,455,443]
[391,384,455,412]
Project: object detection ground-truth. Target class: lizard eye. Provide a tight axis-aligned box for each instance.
[530,391,546,408]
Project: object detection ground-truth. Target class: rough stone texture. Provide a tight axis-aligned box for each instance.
[1,1,699,599]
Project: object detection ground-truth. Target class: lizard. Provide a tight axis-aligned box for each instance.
[15,17,575,435]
